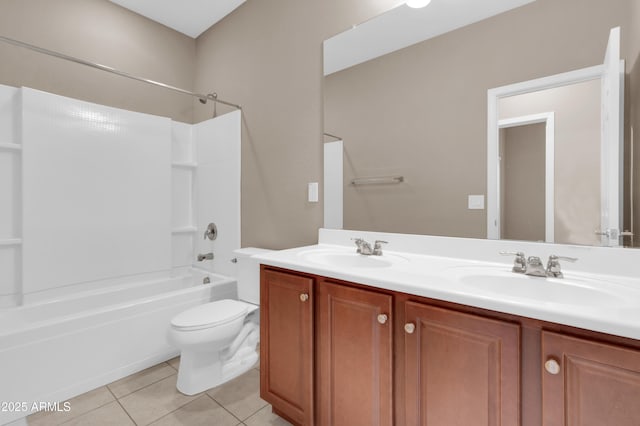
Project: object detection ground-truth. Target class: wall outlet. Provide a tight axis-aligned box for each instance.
[468,195,485,210]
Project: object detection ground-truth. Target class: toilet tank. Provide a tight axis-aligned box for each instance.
[233,248,273,305]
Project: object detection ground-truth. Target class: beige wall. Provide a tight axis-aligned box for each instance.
[0,0,196,123]
[192,0,398,249]
[325,0,636,243]
[499,80,601,246]
[501,123,546,242]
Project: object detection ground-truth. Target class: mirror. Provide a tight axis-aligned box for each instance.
[323,0,640,248]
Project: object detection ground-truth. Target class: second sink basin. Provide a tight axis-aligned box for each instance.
[298,248,409,269]
[449,265,629,307]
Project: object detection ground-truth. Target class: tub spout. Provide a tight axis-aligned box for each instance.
[197,253,214,262]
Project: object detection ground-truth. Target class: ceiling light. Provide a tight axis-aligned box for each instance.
[406,0,431,8]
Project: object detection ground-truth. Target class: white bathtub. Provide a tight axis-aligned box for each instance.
[0,268,236,425]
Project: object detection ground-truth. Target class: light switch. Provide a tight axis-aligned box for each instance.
[308,182,319,202]
[468,195,485,210]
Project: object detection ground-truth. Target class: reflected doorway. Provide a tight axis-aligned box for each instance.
[499,114,554,242]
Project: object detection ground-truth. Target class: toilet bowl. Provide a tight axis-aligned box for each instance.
[168,247,271,395]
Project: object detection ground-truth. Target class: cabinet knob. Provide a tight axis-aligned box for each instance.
[377,314,388,324]
[404,323,416,334]
[544,357,561,375]
[299,293,309,302]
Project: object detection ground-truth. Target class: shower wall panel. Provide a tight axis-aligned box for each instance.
[195,110,241,277]
[171,121,196,268]
[21,88,172,295]
[0,85,21,306]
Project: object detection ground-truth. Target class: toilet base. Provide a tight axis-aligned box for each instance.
[176,323,259,395]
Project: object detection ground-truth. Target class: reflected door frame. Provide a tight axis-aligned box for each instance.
[498,112,555,242]
[487,64,604,241]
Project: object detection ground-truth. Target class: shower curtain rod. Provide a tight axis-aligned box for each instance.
[0,35,241,110]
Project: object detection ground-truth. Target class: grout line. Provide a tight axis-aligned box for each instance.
[55,388,120,426]
[239,401,269,423]
[108,368,178,399]
[114,400,139,425]
[204,393,243,423]
[106,386,139,426]
[166,359,179,372]
[144,398,193,426]
[120,390,204,426]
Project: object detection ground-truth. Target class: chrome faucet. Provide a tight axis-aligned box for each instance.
[545,255,578,278]
[197,252,214,262]
[501,251,578,278]
[352,238,388,256]
[524,256,547,277]
[352,238,373,255]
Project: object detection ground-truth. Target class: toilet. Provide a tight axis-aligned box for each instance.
[168,247,272,395]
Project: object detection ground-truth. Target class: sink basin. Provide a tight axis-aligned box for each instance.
[449,266,628,307]
[298,248,409,269]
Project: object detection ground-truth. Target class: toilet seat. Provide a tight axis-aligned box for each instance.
[171,299,248,331]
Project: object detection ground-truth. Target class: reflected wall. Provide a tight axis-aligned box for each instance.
[325,0,638,245]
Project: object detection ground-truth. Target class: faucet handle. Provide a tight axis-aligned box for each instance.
[352,237,365,254]
[548,255,578,263]
[373,240,388,256]
[546,255,578,278]
[500,251,526,273]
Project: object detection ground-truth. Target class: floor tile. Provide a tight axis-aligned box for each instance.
[206,369,267,421]
[167,357,180,371]
[244,405,292,426]
[28,386,115,426]
[61,401,134,426]
[108,363,176,398]
[149,395,241,426]
[118,375,198,425]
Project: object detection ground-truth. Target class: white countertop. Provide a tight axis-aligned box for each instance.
[254,229,640,341]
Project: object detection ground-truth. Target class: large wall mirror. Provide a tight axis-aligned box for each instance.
[323,0,640,248]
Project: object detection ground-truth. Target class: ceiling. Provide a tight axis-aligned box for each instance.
[108,0,246,38]
[324,0,536,75]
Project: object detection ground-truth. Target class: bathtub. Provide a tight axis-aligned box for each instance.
[0,268,236,425]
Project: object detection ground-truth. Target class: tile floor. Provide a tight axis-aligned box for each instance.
[27,358,292,426]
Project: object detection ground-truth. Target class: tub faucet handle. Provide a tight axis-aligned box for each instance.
[204,223,217,240]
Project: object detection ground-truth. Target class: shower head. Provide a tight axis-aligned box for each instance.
[199,93,217,105]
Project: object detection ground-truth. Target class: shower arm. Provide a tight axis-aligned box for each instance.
[0,34,241,110]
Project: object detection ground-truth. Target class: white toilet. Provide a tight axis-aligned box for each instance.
[168,247,271,395]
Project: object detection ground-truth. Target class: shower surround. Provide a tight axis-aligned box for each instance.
[0,84,241,425]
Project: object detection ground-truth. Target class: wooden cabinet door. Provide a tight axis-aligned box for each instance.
[317,280,393,426]
[260,268,314,426]
[403,302,520,426]
[542,331,640,426]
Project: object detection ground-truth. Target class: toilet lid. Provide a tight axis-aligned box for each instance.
[171,299,249,331]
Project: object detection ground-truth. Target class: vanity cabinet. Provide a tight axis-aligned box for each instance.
[316,279,393,426]
[403,301,520,426]
[541,331,640,426]
[260,268,315,425]
[260,266,640,426]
